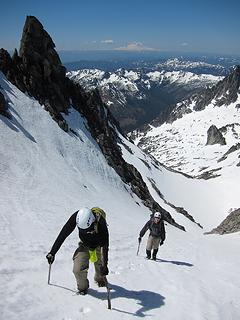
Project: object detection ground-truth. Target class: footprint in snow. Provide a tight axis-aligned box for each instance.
[79,307,91,314]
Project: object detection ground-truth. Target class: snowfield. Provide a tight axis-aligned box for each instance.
[1,72,240,320]
[133,95,240,177]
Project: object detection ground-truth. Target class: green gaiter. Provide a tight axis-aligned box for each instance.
[89,249,98,263]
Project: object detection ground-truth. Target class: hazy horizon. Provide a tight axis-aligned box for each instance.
[57,49,240,62]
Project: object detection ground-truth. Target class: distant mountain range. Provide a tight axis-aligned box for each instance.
[68,65,223,132]
[63,52,240,71]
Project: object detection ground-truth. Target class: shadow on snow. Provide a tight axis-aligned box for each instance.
[89,283,165,317]
[49,282,165,317]
[156,258,193,267]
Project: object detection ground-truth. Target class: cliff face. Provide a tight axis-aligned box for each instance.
[0,16,74,130]
[18,16,69,110]
[0,16,184,230]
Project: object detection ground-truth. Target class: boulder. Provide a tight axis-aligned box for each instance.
[206,125,226,145]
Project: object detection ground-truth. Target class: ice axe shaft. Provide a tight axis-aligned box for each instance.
[104,277,111,310]
[137,240,141,255]
[48,263,52,285]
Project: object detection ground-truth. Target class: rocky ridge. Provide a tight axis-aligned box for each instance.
[206,208,240,235]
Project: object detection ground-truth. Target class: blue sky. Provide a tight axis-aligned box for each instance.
[0,0,239,55]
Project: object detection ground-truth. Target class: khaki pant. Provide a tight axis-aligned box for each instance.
[73,244,104,291]
[146,235,161,250]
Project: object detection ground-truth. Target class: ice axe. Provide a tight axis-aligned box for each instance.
[103,277,111,310]
[46,253,55,284]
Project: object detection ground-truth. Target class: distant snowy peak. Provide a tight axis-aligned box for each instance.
[131,66,240,177]
[68,69,106,90]
[157,58,221,69]
[68,68,221,93]
[68,68,221,107]
[155,58,227,75]
[146,70,221,86]
[68,68,141,95]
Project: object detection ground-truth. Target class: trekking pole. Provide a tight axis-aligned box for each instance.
[48,263,52,285]
[104,277,111,310]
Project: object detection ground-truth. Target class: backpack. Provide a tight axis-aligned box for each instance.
[91,207,107,221]
[91,207,107,233]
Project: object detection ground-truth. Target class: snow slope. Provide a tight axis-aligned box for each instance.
[1,73,240,320]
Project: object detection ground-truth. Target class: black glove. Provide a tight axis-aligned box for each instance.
[138,237,142,243]
[100,264,109,276]
[46,253,55,264]
[160,240,164,246]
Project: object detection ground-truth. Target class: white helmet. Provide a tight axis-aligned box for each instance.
[154,212,161,219]
[76,207,95,229]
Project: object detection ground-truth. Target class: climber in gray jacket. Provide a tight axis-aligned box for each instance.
[138,212,166,260]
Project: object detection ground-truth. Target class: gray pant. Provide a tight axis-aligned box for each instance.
[73,244,104,291]
[146,235,161,250]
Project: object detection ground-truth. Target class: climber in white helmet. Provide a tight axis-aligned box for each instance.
[46,207,109,295]
[138,212,166,260]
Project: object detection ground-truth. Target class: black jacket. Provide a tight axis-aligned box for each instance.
[49,211,109,263]
[140,218,166,240]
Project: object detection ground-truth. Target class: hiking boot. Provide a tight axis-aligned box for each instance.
[146,250,151,259]
[152,249,158,261]
[96,279,106,287]
[78,289,88,295]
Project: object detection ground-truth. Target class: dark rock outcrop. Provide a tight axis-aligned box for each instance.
[19,16,69,112]
[0,90,10,118]
[218,143,240,162]
[0,16,185,231]
[0,49,14,75]
[148,177,202,228]
[194,65,240,111]
[206,125,226,145]
[195,167,222,180]
[0,16,72,130]
[205,208,240,235]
